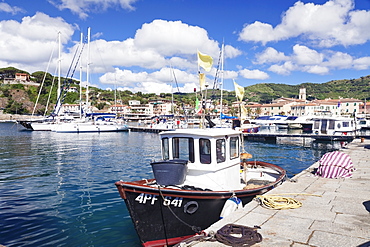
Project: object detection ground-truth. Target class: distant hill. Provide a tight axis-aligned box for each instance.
[241,75,370,103]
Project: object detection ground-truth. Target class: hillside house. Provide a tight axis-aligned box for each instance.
[3,73,39,86]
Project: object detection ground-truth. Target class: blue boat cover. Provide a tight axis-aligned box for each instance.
[220,113,238,119]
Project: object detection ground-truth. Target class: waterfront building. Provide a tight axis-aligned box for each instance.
[359,102,370,116]
[109,104,128,114]
[150,99,173,116]
[124,101,153,120]
[311,98,362,116]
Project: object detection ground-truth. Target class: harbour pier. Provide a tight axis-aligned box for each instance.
[187,137,370,246]
[243,132,370,143]
[128,126,173,133]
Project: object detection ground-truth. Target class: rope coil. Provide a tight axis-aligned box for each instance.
[255,193,322,210]
[256,195,302,210]
[215,224,262,247]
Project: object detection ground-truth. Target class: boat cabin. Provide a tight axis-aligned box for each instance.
[154,128,243,191]
[357,118,370,130]
[312,117,357,136]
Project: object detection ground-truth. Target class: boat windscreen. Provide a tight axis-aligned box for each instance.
[172,137,194,163]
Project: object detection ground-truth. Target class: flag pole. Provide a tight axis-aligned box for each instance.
[220,42,224,127]
[197,50,204,128]
[197,50,213,129]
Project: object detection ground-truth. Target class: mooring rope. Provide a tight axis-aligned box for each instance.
[255,193,322,210]
[214,224,262,247]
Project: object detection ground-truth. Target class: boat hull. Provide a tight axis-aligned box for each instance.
[115,161,285,247]
[53,122,129,133]
[241,126,260,133]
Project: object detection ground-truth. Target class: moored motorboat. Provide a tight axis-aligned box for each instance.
[236,119,260,133]
[115,128,286,247]
[311,116,358,141]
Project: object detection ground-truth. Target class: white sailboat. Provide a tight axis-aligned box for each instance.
[17,32,64,131]
[52,27,128,133]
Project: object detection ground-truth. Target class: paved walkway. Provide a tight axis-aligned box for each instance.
[190,138,370,247]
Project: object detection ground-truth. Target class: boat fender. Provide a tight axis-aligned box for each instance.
[220,196,241,219]
[183,201,199,214]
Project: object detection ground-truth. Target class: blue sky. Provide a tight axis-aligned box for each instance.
[1,0,370,94]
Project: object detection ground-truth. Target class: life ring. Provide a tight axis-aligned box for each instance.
[183,201,199,214]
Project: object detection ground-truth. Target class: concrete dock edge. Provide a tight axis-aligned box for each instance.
[190,138,370,247]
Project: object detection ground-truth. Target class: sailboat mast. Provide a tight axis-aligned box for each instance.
[57,31,61,108]
[79,32,83,118]
[170,64,174,115]
[86,27,90,106]
[114,71,117,117]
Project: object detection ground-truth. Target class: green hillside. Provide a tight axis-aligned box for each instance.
[243,75,370,103]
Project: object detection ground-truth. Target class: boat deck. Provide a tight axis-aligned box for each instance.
[187,138,370,246]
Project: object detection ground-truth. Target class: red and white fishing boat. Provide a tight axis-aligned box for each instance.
[115,128,286,247]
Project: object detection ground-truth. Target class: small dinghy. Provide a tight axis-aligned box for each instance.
[115,128,286,247]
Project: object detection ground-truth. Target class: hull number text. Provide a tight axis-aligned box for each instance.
[135,193,183,207]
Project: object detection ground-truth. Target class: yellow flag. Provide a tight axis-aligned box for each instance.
[233,80,244,101]
[197,50,213,72]
[199,73,206,90]
[240,104,248,119]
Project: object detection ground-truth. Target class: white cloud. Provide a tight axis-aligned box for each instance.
[303,65,329,75]
[268,61,297,76]
[239,69,269,80]
[224,45,242,59]
[264,45,351,75]
[324,51,353,69]
[134,20,219,57]
[255,47,288,64]
[99,67,200,94]
[292,44,323,65]
[49,0,138,19]
[0,2,24,15]
[353,57,370,70]
[87,38,166,72]
[0,12,75,72]
[79,19,234,74]
[238,0,370,47]
[223,70,239,80]
[0,13,242,94]
[238,21,277,45]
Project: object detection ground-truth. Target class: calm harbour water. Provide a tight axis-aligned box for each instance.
[0,122,336,247]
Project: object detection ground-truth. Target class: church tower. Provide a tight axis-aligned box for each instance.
[299,88,306,101]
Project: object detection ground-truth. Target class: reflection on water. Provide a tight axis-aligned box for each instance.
[0,123,161,247]
[0,122,344,246]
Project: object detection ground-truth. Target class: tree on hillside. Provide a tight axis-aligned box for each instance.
[31,71,54,86]
[4,100,27,114]
[0,67,29,79]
